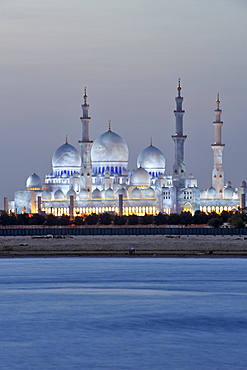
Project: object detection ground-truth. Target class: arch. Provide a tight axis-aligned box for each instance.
[184,202,192,213]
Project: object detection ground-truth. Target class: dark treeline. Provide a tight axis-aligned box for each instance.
[0,211,246,228]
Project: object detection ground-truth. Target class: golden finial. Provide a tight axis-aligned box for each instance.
[150,137,153,146]
[216,93,220,104]
[108,119,112,132]
[65,135,68,144]
[83,87,88,104]
[177,78,181,91]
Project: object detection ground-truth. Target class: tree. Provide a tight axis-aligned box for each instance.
[99,212,113,225]
[74,216,85,225]
[140,214,154,225]
[207,212,220,221]
[45,214,58,226]
[154,213,169,226]
[85,213,99,225]
[180,211,193,226]
[113,215,127,225]
[128,214,139,225]
[29,214,45,225]
[193,211,209,225]
[9,213,18,225]
[17,213,30,225]
[167,213,180,225]
[228,213,246,228]
[208,218,223,228]
[0,212,11,226]
[58,215,70,225]
[221,210,233,223]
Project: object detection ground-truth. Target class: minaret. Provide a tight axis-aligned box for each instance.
[172,79,187,190]
[78,88,93,191]
[211,94,224,196]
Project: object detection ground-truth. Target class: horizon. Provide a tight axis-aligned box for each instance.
[1,0,246,208]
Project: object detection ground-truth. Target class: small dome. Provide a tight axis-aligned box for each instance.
[41,190,52,200]
[54,189,65,200]
[92,188,102,199]
[226,181,232,187]
[117,188,128,199]
[130,167,151,187]
[66,189,76,199]
[207,186,217,198]
[91,129,129,165]
[143,187,155,198]
[52,142,81,168]
[131,188,142,199]
[224,184,233,198]
[26,173,42,189]
[137,144,165,174]
[200,190,207,199]
[105,188,114,199]
[79,189,89,199]
[224,188,233,198]
[241,180,247,187]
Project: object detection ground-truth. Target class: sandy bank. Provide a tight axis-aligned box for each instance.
[1,235,247,258]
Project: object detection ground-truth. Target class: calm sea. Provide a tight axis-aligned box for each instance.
[0,257,247,370]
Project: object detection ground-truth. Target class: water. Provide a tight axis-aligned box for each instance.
[0,258,247,369]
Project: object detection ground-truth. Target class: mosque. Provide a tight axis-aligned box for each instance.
[8,81,247,217]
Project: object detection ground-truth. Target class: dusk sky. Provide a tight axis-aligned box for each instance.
[0,0,246,208]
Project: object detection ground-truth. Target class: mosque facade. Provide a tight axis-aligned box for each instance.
[9,82,247,216]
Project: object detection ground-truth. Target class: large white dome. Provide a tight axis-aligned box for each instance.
[52,142,81,169]
[26,173,42,190]
[131,188,142,199]
[143,187,155,198]
[41,190,52,200]
[79,189,89,199]
[54,189,65,200]
[91,129,129,173]
[92,188,102,199]
[137,144,165,175]
[66,189,76,199]
[105,188,114,199]
[130,167,151,187]
[207,186,217,198]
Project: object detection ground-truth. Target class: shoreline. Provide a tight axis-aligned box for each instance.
[1,235,247,258]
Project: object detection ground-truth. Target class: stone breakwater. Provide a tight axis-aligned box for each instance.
[1,235,247,258]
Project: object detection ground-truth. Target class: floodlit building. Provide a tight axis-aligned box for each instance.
[9,82,246,216]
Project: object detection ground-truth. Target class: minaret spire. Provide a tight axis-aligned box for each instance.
[177,78,181,97]
[80,87,90,140]
[171,79,187,212]
[108,119,112,132]
[211,93,225,196]
[79,88,93,192]
[83,87,88,105]
[172,79,187,185]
